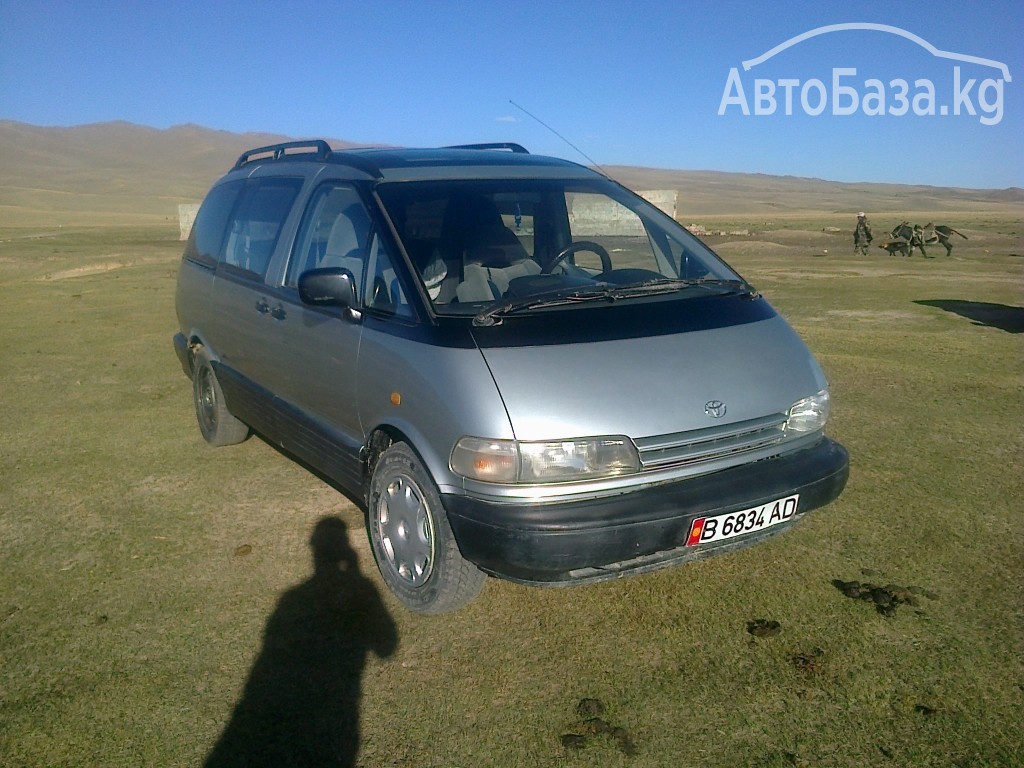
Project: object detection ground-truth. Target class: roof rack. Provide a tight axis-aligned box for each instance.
[444,142,529,154]
[233,140,332,169]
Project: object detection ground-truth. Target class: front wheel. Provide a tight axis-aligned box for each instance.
[367,443,485,613]
[192,346,251,446]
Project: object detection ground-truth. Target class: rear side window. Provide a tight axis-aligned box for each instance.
[221,179,303,280]
[183,180,244,268]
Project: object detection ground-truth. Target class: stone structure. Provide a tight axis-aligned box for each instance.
[178,203,200,241]
[569,190,678,237]
[637,190,677,219]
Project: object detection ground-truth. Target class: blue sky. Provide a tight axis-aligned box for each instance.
[1,0,1021,188]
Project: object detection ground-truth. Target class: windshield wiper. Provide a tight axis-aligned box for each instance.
[624,277,759,297]
[473,286,615,326]
[472,277,759,327]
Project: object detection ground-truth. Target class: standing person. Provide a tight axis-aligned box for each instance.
[853,211,873,255]
[910,223,929,257]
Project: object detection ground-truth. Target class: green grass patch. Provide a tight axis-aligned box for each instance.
[1,221,1022,767]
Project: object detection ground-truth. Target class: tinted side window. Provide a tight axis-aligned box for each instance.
[183,180,244,268]
[221,178,303,280]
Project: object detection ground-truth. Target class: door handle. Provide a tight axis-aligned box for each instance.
[270,304,287,321]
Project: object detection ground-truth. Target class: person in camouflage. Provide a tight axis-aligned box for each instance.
[853,212,873,255]
[909,224,928,257]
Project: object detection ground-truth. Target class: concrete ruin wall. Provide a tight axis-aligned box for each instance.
[178,203,200,241]
[569,190,678,236]
[637,190,677,220]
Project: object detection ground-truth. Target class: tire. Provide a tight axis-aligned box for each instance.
[191,346,251,446]
[367,443,485,613]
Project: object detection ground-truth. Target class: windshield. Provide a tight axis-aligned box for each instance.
[376,177,746,318]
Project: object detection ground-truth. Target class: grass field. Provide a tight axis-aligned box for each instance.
[1,218,1022,767]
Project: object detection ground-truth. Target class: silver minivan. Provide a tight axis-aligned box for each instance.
[173,141,849,613]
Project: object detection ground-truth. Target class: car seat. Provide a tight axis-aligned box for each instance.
[445,195,540,302]
[321,204,370,292]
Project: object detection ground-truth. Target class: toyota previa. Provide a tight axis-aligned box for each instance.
[173,140,849,612]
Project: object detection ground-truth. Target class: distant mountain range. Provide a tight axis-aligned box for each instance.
[1,120,1020,227]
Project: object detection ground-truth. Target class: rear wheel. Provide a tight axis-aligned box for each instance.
[367,443,485,613]
[192,346,251,446]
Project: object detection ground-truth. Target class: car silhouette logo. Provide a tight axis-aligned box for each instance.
[741,23,1011,81]
[704,400,727,418]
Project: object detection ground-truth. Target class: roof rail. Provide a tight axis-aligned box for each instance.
[233,140,332,169]
[444,142,529,154]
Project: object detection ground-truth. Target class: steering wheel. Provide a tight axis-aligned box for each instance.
[542,241,612,275]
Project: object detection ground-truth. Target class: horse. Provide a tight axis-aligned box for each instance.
[922,222,968,256]
[889,222,928,257]
[890,222,967,257]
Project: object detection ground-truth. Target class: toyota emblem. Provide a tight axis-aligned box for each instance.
[704,400,727,418]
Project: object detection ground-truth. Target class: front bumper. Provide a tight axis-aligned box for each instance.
[443,437,849,584]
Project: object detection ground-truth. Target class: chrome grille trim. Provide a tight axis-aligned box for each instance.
[635,413,789,470]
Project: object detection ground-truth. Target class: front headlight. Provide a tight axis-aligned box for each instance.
[785,388,831,434]
[451,436,640,484]
[519,437,640,482]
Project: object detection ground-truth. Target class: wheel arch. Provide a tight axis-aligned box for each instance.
[184,333,215,377]
[361,420,456,504]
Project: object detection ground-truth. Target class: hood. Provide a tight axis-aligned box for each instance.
[475,312,826,442]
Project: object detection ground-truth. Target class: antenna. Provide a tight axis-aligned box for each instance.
[508,100,608,175]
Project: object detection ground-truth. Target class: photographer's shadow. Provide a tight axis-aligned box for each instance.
[205,516,398,768]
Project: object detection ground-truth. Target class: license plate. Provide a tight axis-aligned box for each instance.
[685,494,799,546]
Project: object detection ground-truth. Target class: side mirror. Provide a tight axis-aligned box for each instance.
[298,268,356,308]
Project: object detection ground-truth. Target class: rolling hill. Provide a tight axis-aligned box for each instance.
[1,120,1020,226]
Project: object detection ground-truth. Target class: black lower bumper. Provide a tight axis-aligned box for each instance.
[172,332,192,378]
[443,437,849,585]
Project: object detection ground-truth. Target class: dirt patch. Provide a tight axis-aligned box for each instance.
[832,577,937,617]
[747,618,782,638]
[824,309,924,322]
[789,647,825,675]
[559,698,637,756]
[0,230,64,242]
[41,260,131,280]
[713,241,792,255]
